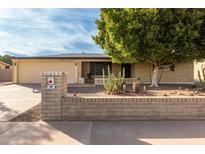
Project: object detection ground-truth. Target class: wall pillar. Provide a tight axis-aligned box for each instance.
[41,72,67,121]
[12,62,18,83]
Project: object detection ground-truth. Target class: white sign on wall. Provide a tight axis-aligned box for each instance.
[47,84,56,89]
[47,77,56,89]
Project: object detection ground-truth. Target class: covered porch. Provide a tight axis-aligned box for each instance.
[79,61,136,85]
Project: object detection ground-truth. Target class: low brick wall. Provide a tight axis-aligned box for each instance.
[41,71,205,121]
[0,68,12,81]
[62,96,205,120]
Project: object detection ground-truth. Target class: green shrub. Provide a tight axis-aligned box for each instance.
[102,66,114,93]
[102,66,125,94]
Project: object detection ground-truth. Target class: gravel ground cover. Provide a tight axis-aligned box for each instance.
[10,104,41,122]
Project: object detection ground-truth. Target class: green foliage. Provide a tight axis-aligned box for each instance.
[102,66,114,93]
[113,68,125,92]
[198,68,205,88]
[93,9,205,66]
[0,55,12,65]
[102,66,125,94]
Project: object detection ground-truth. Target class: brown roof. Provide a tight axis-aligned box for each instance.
[11,53,111,60]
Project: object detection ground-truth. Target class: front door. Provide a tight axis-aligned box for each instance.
[121,64,131,78]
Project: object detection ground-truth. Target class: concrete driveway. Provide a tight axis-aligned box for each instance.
[0,82,12,87]
[1,121,205,145]
[0,84,41,121]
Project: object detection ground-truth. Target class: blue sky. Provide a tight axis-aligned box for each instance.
[0,8,103,57]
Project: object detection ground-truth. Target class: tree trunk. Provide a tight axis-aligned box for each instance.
[149,65,160,87]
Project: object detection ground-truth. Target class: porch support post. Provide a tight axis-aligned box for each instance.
[75,61,78,83]
[78,61,82,83]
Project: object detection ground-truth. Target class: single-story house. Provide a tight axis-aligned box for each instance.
[11,53,205,85]
[0,61,11,69]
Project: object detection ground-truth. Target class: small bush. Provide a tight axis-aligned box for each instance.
[102,66,125,94]
[102,66,114,94]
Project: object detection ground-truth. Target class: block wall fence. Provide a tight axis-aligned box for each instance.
[41,72,205,121]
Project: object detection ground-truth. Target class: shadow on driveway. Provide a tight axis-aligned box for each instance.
[0,121,92,144]
[0,103,19,121]
[0,84,41,121]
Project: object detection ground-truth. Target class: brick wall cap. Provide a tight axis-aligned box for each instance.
[41,72,68,76]
[65,95,205,99]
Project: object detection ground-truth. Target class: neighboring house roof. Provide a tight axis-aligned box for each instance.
[0,60,11,66]
[11,53,111,60]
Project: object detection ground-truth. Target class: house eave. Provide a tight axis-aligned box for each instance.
[11,57,111,60]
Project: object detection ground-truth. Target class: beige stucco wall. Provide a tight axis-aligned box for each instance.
[12,58,112,84]
[131,63,151,82]
[16,60,76,83]
[12,65,17,83]
[0,63,6,69]
[131,62,194,84]
[193,60,205,83]
[81,62,90,77]
[12,57,196,84]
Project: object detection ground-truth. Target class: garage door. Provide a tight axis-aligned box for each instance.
[18,61,76,83]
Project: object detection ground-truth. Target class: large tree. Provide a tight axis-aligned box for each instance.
[0,55,12,65]
[93,8,205,87]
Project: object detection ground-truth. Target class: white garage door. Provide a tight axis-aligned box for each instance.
[18,61,76,83]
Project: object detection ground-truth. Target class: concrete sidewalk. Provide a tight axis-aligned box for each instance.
[1,121,205,145]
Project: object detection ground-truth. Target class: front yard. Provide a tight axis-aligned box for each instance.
[10,83,205,122]
[67,84,205,97]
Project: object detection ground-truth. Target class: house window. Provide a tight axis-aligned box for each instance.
[90,62,112,76]
[159,64,175,72]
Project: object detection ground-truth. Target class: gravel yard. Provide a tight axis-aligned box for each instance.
[10,104,41,122]
[67,84,205,97]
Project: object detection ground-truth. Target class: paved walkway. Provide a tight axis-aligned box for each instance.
[1,121,205,144]
[0,84,41,121]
